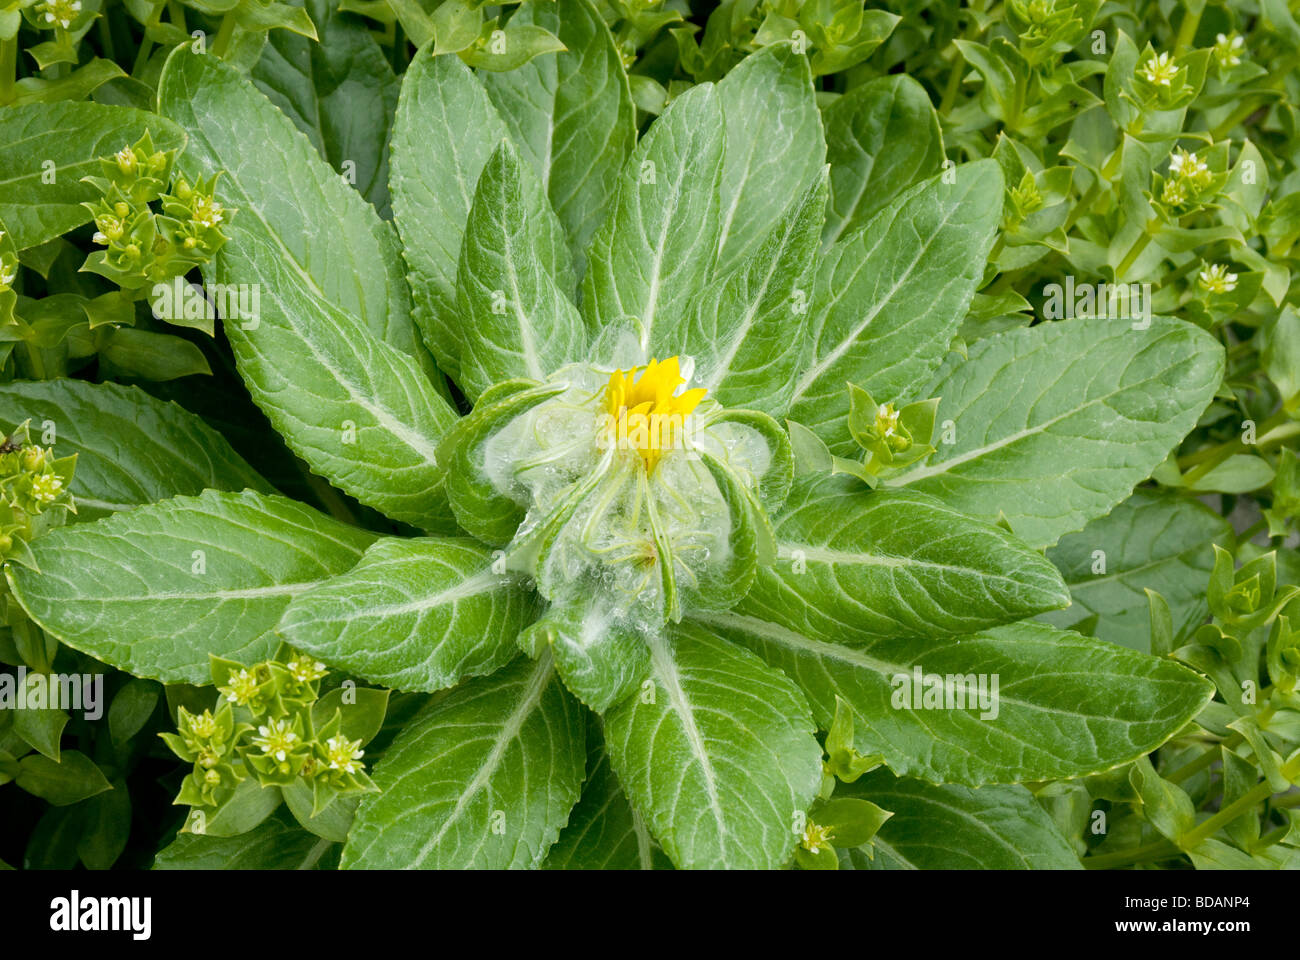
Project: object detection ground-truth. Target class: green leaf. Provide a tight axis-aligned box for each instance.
[0,102,185,251]
[704,614,1214,785]
[679,173,826,419]
[107,678,161,748]
[713,43,825,273]
[390,47,509,380]
[841,772,1082,869]
[1040,490,1232,651]
[522,601,650,714]
[158,47,418,355]
[342,654,586,868]
[582,82,725,356]
[0,379,271,519]
[160,49,457,530]
[77,778,132,869]
[15,750,112,806]
[310,686,390,746]
[603,621,822,869]
[735,476,1068,641]
[8,490,376,685]
[545,720,672,869]
[788,161,1003,452]
[154,809,334,869]
[12,689,67,761]
[282,780,358,842]
[480,0,635,270]
[822,74,944,247]
[894,317,1225,547]
[251,0,401,217]
[456,139,585,399]
[279,537,539,693]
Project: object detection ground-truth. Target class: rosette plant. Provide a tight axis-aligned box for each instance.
[7,0,1227,870]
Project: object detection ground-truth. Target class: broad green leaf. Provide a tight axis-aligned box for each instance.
[160,49,457,529]
[159,47,419,355]
[822,74,944,247]
[603,621,822,869]
[278,537,540,693]
[1040,490,1232,651]
[342,654,586,869]
[544,720,672,870]
[15,751,112,806]
[0,102,185,251]
[703,613,1214,785]
[788,161,1003,452]
[154,809,336,869]
[0,379,271,519]
[842,772,1082,869]
[481,0,635,270]
[522,601,650,714]
[582,82,725,355]
[77,778,131,869]
[681,173,826,419]
[894,317,1225,547]
[107,678,160,748]
[390,47,509,380]
[252,0,401,217]
[456,139,586,399]
[713,43,825,273]
[735,476,1069,641]
[8,490,376,685]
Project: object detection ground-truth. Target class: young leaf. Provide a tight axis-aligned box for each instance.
[342,655,586,869]
[894,317,1225,547]
[702,614,1214,785]
[8,490,376,685]
[480,0,636,269]
[0,379,271,519]
[582,82,725,355]
[788,161,1003,451]
[390,47,509,380]
[735,476,1070,641]
[603,621,823,869]
[278,537,540,693]
[713,42,826,273]
[456,138,586,400]
[822,74,944,247]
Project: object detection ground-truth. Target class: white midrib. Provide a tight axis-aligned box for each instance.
[79,581,319,603]
[502,216,546,381]
[414,654,554,863]
[791,201,958,401]
[776,542,1019,582]
[334,569,502,619]
[891,378,1145,486]
[705,222,792,391]
[648,632,727,843]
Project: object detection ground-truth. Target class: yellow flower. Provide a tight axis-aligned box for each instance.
[603,356,706,473]
[801,821,835,854]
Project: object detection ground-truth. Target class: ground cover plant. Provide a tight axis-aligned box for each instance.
[0,0,1297,871]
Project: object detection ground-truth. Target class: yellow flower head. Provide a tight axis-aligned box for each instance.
[603,356,707,473]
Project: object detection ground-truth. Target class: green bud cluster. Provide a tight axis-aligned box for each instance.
[161,648,378,831]
[0,421,76,565]
[80,133,233,295]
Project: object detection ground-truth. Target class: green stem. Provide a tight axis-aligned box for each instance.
[1182,779,1277,848]
[96,13,116,61]
[133,0,166,74]
[1174,4,1202,53]
[1210,98,1267,141]
[211,12,236,58]
[0,35,16,106]
[1165,735,1240,784]
[1115,228,1152,279]
[1083,838,1182,870]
